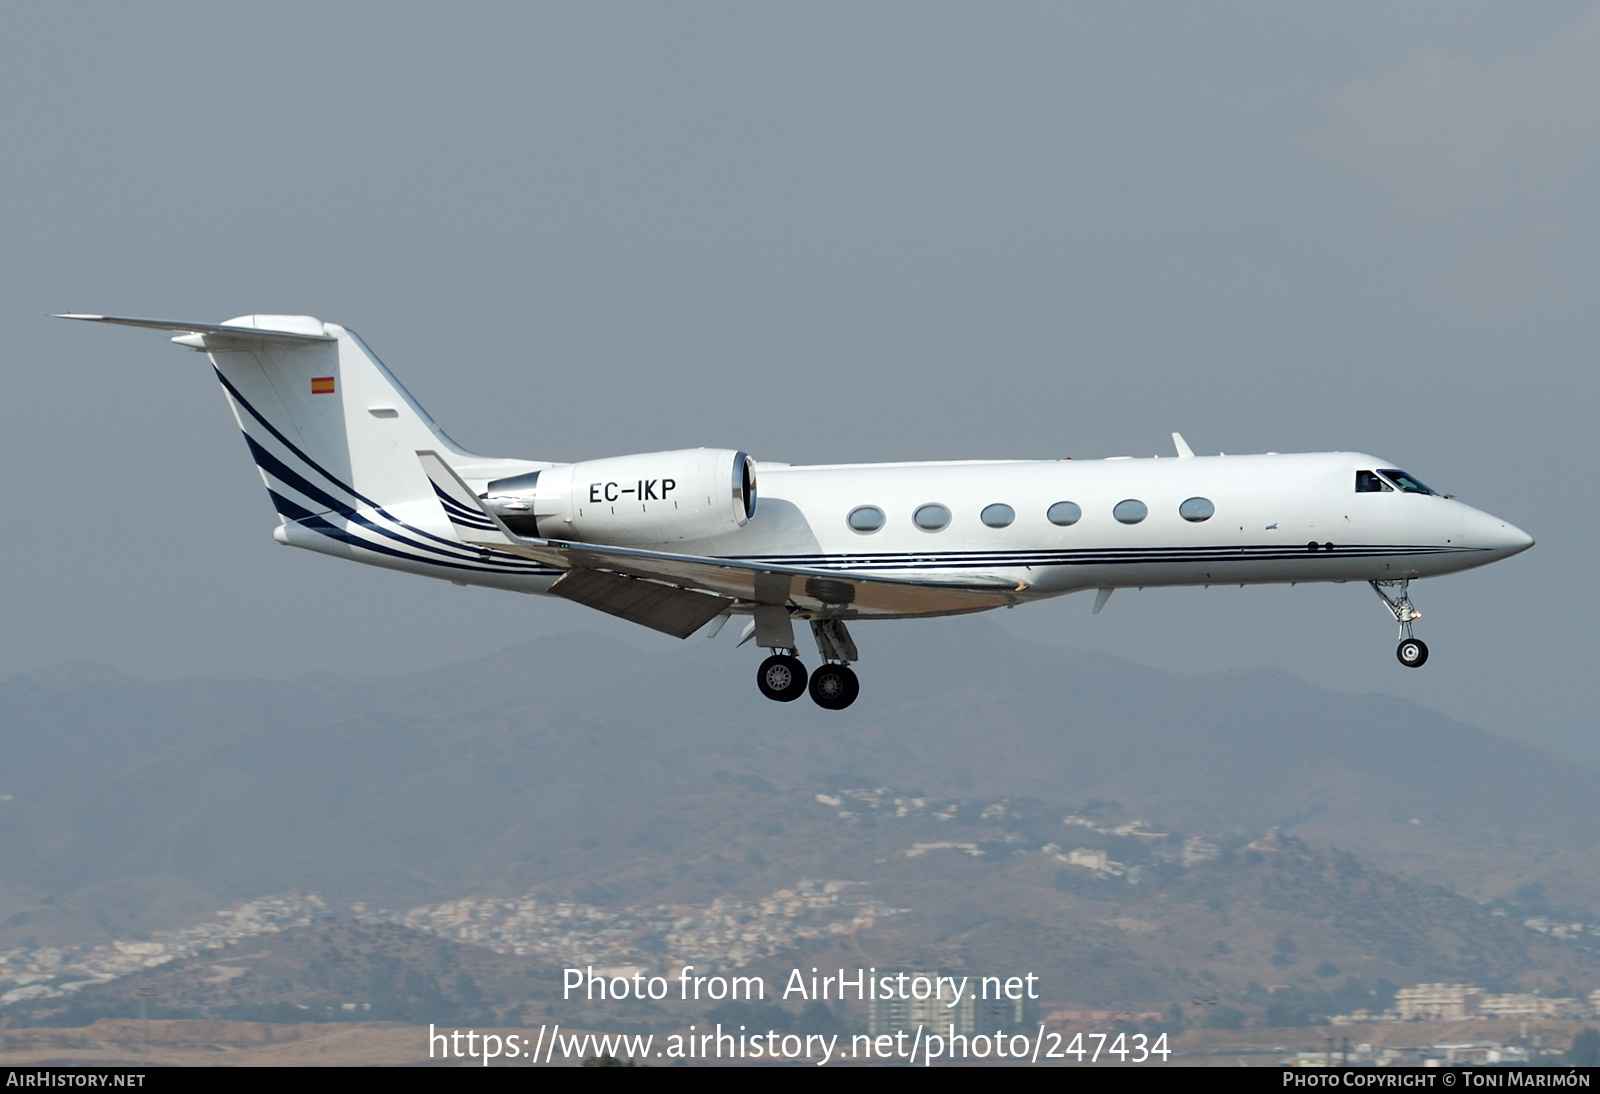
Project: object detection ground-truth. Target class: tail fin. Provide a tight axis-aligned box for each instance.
[60,314,470,522]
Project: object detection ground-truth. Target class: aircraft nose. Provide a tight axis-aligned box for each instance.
[1464,508,1534,557]
[1501,522,1535,554]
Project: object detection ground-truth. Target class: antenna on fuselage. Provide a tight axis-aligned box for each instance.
[1172,432,1195,459]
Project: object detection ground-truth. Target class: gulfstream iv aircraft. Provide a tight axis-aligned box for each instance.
[61,313,1534,710]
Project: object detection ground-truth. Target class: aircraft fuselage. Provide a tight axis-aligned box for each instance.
[60,312,1535,708]
[709,452,1531,612]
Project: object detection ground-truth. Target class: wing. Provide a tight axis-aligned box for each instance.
[417,451,1025,632]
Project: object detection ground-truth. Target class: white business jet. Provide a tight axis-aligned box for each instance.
[59,313,1533,710]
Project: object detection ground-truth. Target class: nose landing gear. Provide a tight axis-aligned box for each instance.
[1371,579,1428,668]
[1397,637,1429,668]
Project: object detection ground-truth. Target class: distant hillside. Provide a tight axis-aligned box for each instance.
[10,803,1600,1026]
[1,617,1596,950]
[4,920,557,1029]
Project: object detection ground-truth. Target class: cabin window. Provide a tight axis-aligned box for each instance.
[913,503,952,531]
[1179,497,1215,522]
[1355,470,1392,493]
[1046,501,1082,526]
[980,503,1015,528]
[1113,499,1148,524]
[847,506,885,533]
[1378,469,1437,495]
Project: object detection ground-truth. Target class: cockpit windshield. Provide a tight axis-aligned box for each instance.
[1377,469,1437,495]
[1355,470,1392,493]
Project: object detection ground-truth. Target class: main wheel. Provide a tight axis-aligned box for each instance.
[1396,638,1429,668]
[756,654,807,701]
[808,663,860,710]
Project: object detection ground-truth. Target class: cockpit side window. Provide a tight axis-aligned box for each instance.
[1378,469,1437,495]
[1355,470,1392,493]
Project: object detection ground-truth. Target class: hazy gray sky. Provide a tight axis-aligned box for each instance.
[2,4,1595,758]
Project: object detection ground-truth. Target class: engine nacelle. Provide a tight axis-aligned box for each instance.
[482,448,756,546]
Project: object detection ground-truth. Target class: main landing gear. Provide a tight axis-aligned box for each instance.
[808,662,860,711]
[751,612,861,709]
[1371,579,1428,668]
[756,654,807,702]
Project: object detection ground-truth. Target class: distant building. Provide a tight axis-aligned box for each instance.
[1396,983,1482,1021]
[1181,836,1220,866]
[1339,984,1590,1024]
[1056,847,1125,875]
[868,970,1028,1036]
[1477,993,1584,1020]
[1067,848,1109,871]
[1432,1043,1530,1065]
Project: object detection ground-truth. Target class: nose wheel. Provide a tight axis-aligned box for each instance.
[1397,637,1429,668]
[1372,579,1429,669]
[756,654,808,701]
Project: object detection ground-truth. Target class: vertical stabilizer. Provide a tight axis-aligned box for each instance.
[58,312,470,521]
[59,312,567,586]
[201,320,471,521]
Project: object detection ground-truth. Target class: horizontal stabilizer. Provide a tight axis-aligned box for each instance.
[53,314,333,344]
[549,569,731,638]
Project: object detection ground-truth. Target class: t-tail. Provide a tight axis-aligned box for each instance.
[55,313,558,585]
[60,313,484,515]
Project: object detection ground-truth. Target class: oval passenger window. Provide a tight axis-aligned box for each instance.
[980,503,1015,528]
[1113,499,1148,524]
[1046,501,1082,526]
[847,506,885,533]
[1179,497,1215,522]
[913,504,951,531]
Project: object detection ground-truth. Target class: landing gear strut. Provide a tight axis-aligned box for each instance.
[750,605,807,702]
[807,618,860,710]
[1371,579,1428,668]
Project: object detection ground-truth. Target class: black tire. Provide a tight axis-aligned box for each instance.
[838,664,860,708]
[756,654,807,701]
[809,663,860,710]
[1396,638,1429,668]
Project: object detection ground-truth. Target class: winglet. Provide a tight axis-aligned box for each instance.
[1172,432,1195,459]
[416,450,519,546]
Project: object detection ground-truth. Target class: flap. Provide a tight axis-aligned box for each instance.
[549,569,732,638]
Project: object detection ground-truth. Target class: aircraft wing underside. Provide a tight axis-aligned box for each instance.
[418,451,1023,636]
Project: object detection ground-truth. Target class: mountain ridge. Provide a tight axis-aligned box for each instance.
[1,618,1595,953]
